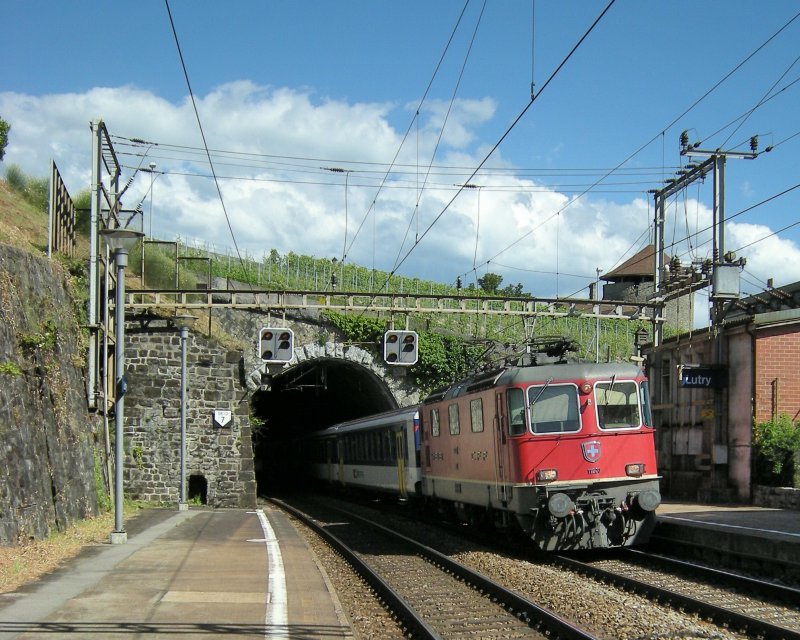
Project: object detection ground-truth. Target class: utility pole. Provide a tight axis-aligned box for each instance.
[651,131,757,498]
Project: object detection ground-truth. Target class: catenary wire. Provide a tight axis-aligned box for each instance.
[381,0,618,295]
[475,9,800,281]
[164,0,248,276]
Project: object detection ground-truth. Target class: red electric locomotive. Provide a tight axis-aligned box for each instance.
[419,345,661,550]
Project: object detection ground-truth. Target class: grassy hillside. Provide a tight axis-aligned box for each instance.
[0,179,50,254]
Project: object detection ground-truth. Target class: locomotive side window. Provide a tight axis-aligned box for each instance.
[596,380,641,429]
[640,381,653,426]
[470,398,484,432]
[507,388,526,436]
[448,403,460,435]
[430,408,440,437]
[527,384,580,434]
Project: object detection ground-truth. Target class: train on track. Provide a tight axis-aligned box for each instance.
[308,341,661,551]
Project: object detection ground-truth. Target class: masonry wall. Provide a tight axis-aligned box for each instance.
[124,320,256,508]
[753,324,800,423]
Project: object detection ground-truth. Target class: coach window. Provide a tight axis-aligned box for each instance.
[430,408,440,437]
[448,403,460,435]
[596,380,640,429]
[528,384,580,434]
[470,398,484,432]
[507,388,526,435]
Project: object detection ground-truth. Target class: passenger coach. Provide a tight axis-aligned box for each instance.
[308,406,422,499]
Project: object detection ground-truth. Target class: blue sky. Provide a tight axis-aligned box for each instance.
[2,1,799,327]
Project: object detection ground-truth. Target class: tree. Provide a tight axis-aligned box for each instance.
[477,272,503,293]
[0,117,9,162]
[500,282,525,296]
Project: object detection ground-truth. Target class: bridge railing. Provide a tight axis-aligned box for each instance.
[124,288,659,320]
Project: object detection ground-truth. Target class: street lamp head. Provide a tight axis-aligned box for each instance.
[175,313,198,331]
[100,228,144,253]
[149,162,156,171]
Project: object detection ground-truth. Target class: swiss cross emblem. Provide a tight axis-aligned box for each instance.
[581,440,601,463]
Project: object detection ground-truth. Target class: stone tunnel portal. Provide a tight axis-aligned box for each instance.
[250,357,399,493]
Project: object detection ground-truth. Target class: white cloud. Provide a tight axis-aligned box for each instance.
[2,81,797,323]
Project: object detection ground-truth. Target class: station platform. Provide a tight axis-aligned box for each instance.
[651,501,800,582]
[0,507,353,640]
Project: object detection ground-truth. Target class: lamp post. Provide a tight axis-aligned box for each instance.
[148,162,156,237]
[595,268,602,363]
[100,228,143,545]
[175,314,197,511]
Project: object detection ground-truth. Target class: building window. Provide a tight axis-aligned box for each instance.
[660,357,671,405]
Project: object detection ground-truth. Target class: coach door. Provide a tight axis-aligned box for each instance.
[395,429,408,498]
[494,391,509,505]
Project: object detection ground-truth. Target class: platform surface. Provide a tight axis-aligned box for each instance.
[657,501,800,542]
[652,501,800,581]
[0,507,352,640]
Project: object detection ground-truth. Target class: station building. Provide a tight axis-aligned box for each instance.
[641,281,800,505]
[598,246,799,506]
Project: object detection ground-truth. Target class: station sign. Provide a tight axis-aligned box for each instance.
[678,365,728,389]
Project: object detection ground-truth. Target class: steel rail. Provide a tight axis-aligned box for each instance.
[268,498,440,640]
[554,553,800,640]
[270,498,597,640]
[624,547,800,605]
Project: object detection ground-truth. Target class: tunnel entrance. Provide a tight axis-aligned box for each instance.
[250,357,398,494]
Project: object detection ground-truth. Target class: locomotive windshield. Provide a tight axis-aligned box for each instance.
[595,380,641,429]
[527,384,580,434]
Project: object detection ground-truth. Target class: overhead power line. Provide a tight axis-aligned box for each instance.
[164,0,248,276]
[383,0,618,289]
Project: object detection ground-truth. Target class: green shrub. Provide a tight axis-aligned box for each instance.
[4,164,49,212]
[5,164,26,192]
[0,361,23,376]
[753,414,800,486]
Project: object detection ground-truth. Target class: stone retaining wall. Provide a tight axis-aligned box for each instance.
[753,485,800,510]
[0,244,100,545]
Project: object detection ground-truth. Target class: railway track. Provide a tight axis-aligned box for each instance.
[269,497,596,640]
[555,548,800,640]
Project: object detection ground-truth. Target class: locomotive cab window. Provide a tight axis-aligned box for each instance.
[596,380,641,429]
[527,384,580,434]
[507,388,526,436]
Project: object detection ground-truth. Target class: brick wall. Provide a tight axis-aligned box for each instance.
[124,320,256,508]
[754,326,800,423]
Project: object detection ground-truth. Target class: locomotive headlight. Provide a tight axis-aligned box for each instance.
[625,463,645,477]
[536,468,558,482]
[580,382,592,394]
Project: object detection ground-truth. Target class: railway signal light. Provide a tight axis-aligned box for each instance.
[383,330,418,365]
[259,327,294,362]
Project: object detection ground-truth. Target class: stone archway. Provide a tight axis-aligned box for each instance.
[247,342,421,493]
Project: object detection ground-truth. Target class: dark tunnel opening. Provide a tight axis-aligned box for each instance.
[250,358,398,494]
